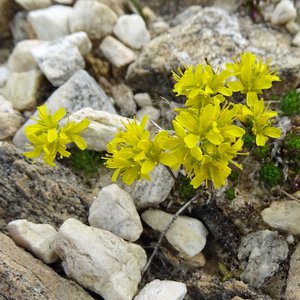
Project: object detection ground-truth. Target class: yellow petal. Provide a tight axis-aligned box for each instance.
[141,160,155,175]
[184,134,199,149]
[47,128,58,142]
[264,126,281,138]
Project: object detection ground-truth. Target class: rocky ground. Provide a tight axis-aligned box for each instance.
[0,0,300,299]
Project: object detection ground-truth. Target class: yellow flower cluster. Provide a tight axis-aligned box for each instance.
[24,104,90,166]
[105,52,281,189]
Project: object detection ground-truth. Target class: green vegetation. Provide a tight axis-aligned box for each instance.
[224,187,236,201]
[177,174,197,199]
[280,90,300,116]
[259,162,282,187]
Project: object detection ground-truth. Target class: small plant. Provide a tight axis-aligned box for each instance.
[224,187,236,201]
[177,174,197,199]
[260,162,282,187]
[253,144,270,160]
[285,134,300,156]
[280,89,300,116]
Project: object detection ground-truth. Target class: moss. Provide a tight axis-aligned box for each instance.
[259,162,282,187]
[253,144,270,160]
[280,90,300,116]
[229,170,240,182]
[177,174,197,199]
[243,132,256,149]
[224,187,236,201]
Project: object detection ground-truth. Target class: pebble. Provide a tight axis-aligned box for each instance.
[238,230,288,287]
[149,21,170,37]
[100,36,136,68]
[285,21,300,34]
[0,65,9,87]
[28,5,72,40]
[54,218,147,300]
[292,31,300,47]
[89,184,143,242]
[15,0,52,10]
[142,209,208,257]
[0,95,13,113]
[69,0,117,40]
[134,92,153,107]
[136,106,160,122]
[261,200,300,234]
[271,0,297,25]
[31,38,85,87]
[113,14,151,50]
[7,219,58,264]
[10,11,33,44]
[65,31,92,56]
[134,279,187,300]
[286,242,300,300]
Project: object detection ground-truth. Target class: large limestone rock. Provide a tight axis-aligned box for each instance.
[0,233,94,300]
[286,242,300,300]
[54,218,147,300]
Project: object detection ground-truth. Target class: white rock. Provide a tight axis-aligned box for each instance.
[113,14,151,50]
[134,279,187,300]
[69,108,129,151]
[1,70,42,111]
[142,210,208,257]
[10,11,33,44]
[69,1,117,40]
[89,184,143,242]
[54,218,147,300]
[136,106,160,122]
[65,32,92,56]
[15,0,52,10]
[261,200,300,234]
[53,0,74,4]
[0,95,13,113]
[28,5,72,40]
[7,219,58,264]
[13,70,116,147]
[100,36,136,68]
[32,38,85,87]
[0,65,10,87]
[271,0,297,25]
[149,21,170,37]
[292,31,300,47]
[8,40,44,72]
[92,0,125,16]
[286,242,300,300]
[134,93,153,107]
[286,21,300,34]
[131,164,175,208]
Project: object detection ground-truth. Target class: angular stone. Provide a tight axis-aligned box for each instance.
[261,200,300,234]
[134,92,153,107]
[136,105,160,122]
[286,242,300,300]
[28,5,72,40]
[7,219,58,264]
[32,38,85,87]
[69,108,129,152]
[271,0,297,25]
[134,279,187,300]
[1,69,42,111]
[89,184,143,242]
[100,36,136,68]
[54,218,147,300]
[13,70,116,147]
[113,14,151,50]
[65,31,92,56]
[238,230,288,287]
[112,84,137,116]
[142,209,208,257]
[15,0,51,10]
[69,0,117,40]
[0,233,94,300]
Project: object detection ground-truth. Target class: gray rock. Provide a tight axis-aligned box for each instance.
[0,65,9,87]
[271,0,297,25]
[28,5,72,40]
[13,70,116,147]
[134,92,153,107]
[7,219,58,264]
[286,242,300,300]
[89,184,143,242]
[238,230,288,287]
[15,0,51,10]
[261,200,300,234]
[54,218,147,300]
[0,233,94,300]
[100,36,136,68]
[69,108,129,152]
[65,31,92,56]
[130,164,175,208]
[31,38,85,87]
[113,14,151,50]
[112,84,137,116]
[69,0,117,40]
[136,106,160,122]
[134,279,187,300]
[142,209,208,257]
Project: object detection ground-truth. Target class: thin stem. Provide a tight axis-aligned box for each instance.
[278,187,300,202]
[164,165,177,181]
[142,192,201,275]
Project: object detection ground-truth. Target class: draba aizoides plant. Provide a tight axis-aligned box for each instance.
[105,52,281,189]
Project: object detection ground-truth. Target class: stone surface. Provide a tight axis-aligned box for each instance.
[100,36,136,68]
[93,0,126,16]
[0,142,92,231]
[1,69,42,111]
[13,70,116,147]
[31,38,85,87]
[130,164,175,208]
[8,40,44,72]
[7,219,58,264]
[69,0,117,40]
[89,184,143,242]
[28,5,72,40]
[142,209,208,257]
[15,0,51,10]
[0,0,20,40]
[0,109,24,141]
[113,14,151,50]
[65,31,92,56]
[261,200,300,234]
[54,218,147,300]
[292,31,300,47]
[0,233,94,300]
[286,242,300,300]
[112,84,137,116]
[10,11,34,44]
[134,92,153,107]
[149,21,170,37]
[238,230,288,288]
[69,108,129,152]
[286,20,300,34]
[134,279,187,300]
[271,0,297,25]
[136,105,160,122]
[0,65,9,87]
